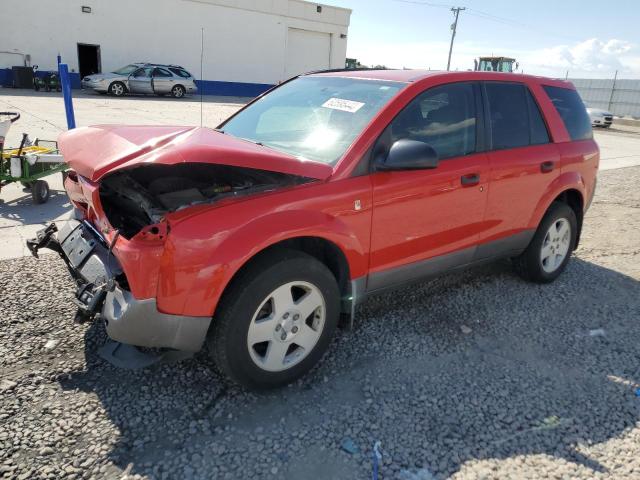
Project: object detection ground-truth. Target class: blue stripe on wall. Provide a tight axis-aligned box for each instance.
[195,79,273,97]
[1,68,272,97]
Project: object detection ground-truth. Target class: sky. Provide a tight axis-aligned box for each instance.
[324,0,640,79]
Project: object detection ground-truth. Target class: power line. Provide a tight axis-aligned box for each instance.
[465,7,583,42]
[393,1,584,43]
[447,7,465,71]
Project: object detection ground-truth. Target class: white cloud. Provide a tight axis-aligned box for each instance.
[348,38,640,79]
[524,38,636,77]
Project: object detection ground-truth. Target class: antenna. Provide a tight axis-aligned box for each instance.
[200,27,204,127]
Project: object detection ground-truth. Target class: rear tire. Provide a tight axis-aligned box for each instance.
[171,85,185,98]
[513,202,577,283]
[209,250,340,390]
[31,180,50,204]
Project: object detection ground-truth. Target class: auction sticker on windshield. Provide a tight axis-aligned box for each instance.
[322,98,365,113]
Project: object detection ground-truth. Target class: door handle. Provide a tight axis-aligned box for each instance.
[540,161,555,173]
[461,173,480,186]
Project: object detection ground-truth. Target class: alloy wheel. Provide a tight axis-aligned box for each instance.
[172,86,184,98]
[540,218,571,273]
[111,83,124,96]
[247,281,325,372]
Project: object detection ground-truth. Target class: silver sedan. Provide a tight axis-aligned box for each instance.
[81,63,197,98]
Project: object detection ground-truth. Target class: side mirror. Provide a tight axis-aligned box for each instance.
[376,139,439,171]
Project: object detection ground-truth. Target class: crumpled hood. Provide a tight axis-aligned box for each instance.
[58,125,333,182]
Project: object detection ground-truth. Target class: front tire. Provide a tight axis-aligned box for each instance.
[109,81,126,97]
[513,202,577,283]
[209,250,340,390]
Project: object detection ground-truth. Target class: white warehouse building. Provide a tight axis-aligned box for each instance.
[0,0,351,96]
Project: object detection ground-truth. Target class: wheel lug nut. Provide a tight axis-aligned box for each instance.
[283,313,289,319]
[293,314,300,320]
[275,325,281,331]
[281,333,287,341]
[291,326,298,334]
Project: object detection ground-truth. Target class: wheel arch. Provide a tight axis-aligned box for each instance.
[211,235,353,320]
[108,80,128,94]
[172,84,186,96]
[529,177,585,249]
[553,188,584,248]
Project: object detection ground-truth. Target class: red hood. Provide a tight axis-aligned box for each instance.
[58,125,333,181]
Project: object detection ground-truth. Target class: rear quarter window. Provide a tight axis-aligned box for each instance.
[169,68,192,78]
[543,85,592,141]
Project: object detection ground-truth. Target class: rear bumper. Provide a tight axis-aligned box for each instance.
[27,220,210,352]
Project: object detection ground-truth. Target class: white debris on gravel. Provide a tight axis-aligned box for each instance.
[0,167,639,479]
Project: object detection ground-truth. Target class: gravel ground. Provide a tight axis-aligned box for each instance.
[1,166,639,480]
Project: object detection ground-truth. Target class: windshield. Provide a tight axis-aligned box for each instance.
[112,64,140,75]
[221,76,406,164]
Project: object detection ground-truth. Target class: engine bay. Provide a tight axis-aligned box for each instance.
[99,163,311,238]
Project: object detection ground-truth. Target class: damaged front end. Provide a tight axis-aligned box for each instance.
[27,220,120,324]
[27,218,212,367]
[27,125,325,367]
[98,163,311,239]
[26,162,314,365]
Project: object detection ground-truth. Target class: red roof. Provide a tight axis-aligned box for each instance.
[309,69,574,88]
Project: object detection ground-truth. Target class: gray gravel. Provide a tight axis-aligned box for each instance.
[1,166,640,480]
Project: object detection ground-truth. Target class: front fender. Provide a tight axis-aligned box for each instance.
[527,171,586,230]
[158,210,367,316]
[155,178,373,317]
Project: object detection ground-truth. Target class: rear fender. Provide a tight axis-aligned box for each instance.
[527,171,586,230]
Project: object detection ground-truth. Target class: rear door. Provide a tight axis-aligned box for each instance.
[368,82,490,291]
[479,81,560,255]
[128,67,154,94]
[152,67,174,94]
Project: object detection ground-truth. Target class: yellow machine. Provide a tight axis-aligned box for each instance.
[474,56,518,73]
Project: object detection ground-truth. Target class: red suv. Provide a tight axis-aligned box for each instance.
[29,70,598,389]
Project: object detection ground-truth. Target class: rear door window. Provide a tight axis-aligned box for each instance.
[485,82,530,150]
[154,67,173,77]
[542,85,592,140]
[485,82,552,149]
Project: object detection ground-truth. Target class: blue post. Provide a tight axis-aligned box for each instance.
[58,63,76,129]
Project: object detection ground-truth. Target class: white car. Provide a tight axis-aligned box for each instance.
[586,106,613,128]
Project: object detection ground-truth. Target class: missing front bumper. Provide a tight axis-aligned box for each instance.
[27,220,210,353]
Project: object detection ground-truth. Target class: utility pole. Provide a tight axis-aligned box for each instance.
[446,6,465,71]
[608,69,618,112]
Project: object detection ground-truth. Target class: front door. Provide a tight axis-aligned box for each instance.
[128,67,154,94]
[368,82,490,291]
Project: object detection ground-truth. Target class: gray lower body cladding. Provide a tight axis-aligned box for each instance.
[30,219,210,352]
[355,229,535,300]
